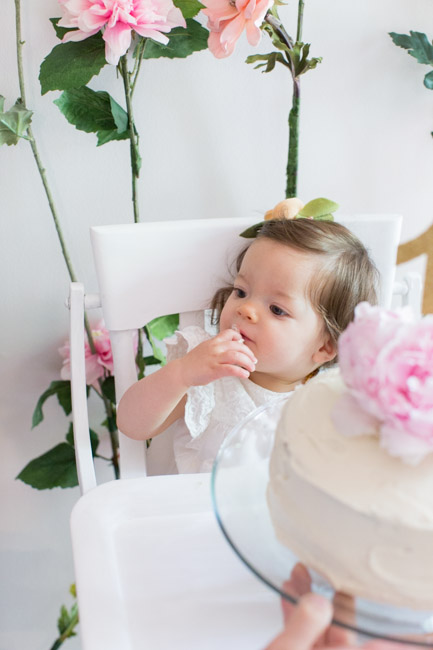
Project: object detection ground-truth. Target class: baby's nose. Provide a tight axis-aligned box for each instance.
[237,302,258,323]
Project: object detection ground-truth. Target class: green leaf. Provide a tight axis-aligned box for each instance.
[424,70,433,89]
[39,33,107,95]
[0,97,33,146]
[32,380,73,428]
[240,221,265,238]
[50,17,76,40]
[246,52,288,72]
[16,443,78,489]
[389,31,433,66]
[54,87,130,146]
[142,19,208,59]
[57,602,79,637]
[142,355,162,366]
[65,422,99,456]
[288,42,322,77]
[297,198,339,218]
[100,375,116,403]
[147,314,179,340]
[173,0,204,19]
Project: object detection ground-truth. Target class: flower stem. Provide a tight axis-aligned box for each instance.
[15,0,77,283]
[286,81,300,198]
[14,0,120,476]
[286,0,305,198]
[296,0,304,41]
[120,55,140,223]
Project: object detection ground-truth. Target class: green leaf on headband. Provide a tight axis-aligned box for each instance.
[297,198,339,218]
[240,221,265,238]
[39,32,107,94]
[54,87,130,146]
[0,97,33,146]
[141,19,208,59]
[173,0,204,19]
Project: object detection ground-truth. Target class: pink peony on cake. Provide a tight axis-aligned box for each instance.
[267,303,433,610]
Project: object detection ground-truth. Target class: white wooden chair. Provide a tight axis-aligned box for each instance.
[68,214,420,650]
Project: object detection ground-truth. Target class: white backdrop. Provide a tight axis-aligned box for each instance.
[1,1,432,648]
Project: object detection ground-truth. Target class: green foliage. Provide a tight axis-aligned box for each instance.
[141,19,208,59]
[100,375,116,403]
[39,33,107,95]
[145,314,180,366]
[50,17,76,40]
[246,52,289,72]
[173,0,204,19]
[389,31,433,90]
[32,380,76,428]
[297,197,338,219]
[17,424,99,490]
[17,443,78,489]
[0,96,32,146]
[56,584,79,642]
[246,40,321,78]
[289,42,322,77]
[54,87,130,146]
[147,314,180,339]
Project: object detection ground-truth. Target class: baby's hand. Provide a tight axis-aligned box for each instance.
[177,328,257,388]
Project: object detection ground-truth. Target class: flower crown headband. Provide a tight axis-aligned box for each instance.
[240,197,339,238]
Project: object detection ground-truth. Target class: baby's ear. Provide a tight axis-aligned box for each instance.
[313,335,337,365]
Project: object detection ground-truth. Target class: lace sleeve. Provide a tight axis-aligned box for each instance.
[164,326,215,440]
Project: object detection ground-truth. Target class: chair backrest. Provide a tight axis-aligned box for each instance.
[88,214,402,479]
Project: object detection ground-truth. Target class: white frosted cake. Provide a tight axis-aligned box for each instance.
[267,314,433,611]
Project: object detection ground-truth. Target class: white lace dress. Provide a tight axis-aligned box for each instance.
[159,326,292,474]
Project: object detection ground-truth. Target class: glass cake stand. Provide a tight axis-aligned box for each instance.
[211,399,433,647]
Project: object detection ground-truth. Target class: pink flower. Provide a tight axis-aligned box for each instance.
[59,321,137,388]
[201,0,272,58]
[336,302,433,464]
[58,0,186,65]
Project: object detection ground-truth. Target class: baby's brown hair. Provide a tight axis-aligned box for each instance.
[211,218,378,366]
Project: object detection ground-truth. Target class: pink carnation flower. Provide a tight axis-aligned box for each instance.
[337,302,433,464]
[201,0,272,58]
[59,321,137,388]
[58,0,186,65]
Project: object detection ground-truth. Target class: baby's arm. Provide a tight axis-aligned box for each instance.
[117,328,257,441]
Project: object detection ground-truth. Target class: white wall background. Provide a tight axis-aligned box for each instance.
[1,1,432,648]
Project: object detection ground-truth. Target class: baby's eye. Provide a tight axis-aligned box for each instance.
[270,304,288,317]
[233,287,246,298]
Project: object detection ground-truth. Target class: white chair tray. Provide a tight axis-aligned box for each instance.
[71,473,281,650]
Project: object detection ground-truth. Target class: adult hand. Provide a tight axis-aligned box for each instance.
[265,564,417,650]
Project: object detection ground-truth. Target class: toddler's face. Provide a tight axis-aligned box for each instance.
[219,238,336,392]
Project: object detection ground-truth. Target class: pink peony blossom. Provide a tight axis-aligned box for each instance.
[336,302,433,464]
[59,321,137,388]
[58,0,186,65]
[201,0,272,58]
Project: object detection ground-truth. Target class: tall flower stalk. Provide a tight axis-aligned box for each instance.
[202,0,321,198]
[13,0,121,479]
